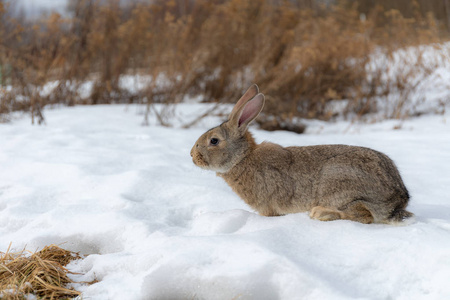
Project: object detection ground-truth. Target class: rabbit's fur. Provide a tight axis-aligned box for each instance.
[190,84,413,224]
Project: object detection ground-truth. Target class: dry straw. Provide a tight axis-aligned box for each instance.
[0,244,82,300]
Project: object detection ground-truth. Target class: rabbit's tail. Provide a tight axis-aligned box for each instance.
[387,208,415,225]
[385,187,413,225]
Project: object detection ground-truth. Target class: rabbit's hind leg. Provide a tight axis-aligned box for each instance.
[309,206,344,222]
[338,200,374,224]
[310,201,374,224]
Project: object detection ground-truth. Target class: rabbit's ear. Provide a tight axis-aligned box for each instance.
[229,84,259,119]
[235,93,265,130]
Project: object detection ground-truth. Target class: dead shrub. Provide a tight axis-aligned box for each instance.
[0,0,448,128]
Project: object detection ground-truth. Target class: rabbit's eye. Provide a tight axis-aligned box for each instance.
[210,138,219,145]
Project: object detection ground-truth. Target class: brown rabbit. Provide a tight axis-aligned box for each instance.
[190,84,413,224]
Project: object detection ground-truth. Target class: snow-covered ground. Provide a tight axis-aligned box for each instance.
[4,0,67,17]
[1,104,450,299]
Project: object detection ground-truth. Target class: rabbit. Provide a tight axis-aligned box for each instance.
[190,84,413,224]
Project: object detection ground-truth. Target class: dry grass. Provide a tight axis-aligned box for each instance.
[0,0,449,128]
[0,244,82,300]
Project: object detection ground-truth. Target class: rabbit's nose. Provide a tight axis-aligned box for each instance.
[190,146,196,157]
[190,144,198,157]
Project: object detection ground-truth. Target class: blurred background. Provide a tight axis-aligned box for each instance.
[0,0,449,129]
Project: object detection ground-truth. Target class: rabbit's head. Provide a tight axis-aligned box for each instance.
[191,84,265,173]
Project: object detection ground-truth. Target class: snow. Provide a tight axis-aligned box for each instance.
[4,0,67,17]
[366,43,450,119]
[1,104,450,300]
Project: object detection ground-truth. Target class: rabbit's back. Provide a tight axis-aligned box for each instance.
[295,144,409,222]
[220,143,410,222]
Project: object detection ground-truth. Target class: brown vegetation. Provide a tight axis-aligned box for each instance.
[0,244,82,299]
[0,0,448,128]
